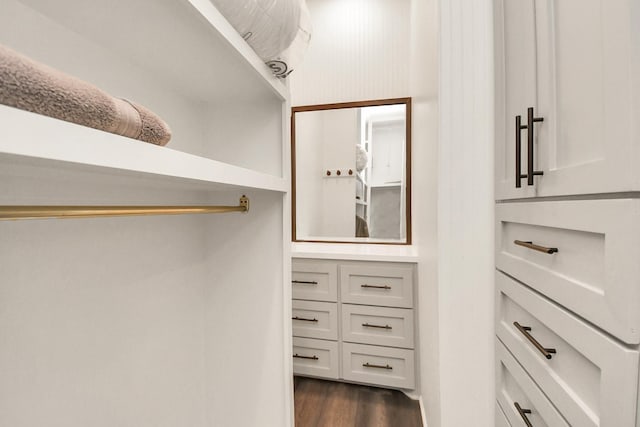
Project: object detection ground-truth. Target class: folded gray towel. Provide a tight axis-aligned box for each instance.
[0,43,171,146]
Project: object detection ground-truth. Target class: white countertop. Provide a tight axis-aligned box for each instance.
[291,242,420,262]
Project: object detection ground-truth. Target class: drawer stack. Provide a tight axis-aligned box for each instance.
[495,201,640,426]
[292,259,416,390]
[493,1,640,424]
[291,261,339,379]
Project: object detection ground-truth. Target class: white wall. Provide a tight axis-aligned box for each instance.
[409,0,441,424]
[320,109,357,237]
[290,0,411,106]
[295,111,324,237]
[0,215,209,427]
[295,109,357,238]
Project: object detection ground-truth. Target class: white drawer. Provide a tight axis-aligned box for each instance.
[495,401,512,427]
[341,304,414,348]
[496,200,640,344]
[496,271,639,427]
[292,300,338,340]
[292,337,339,380]
[496,340,569,427]
[292,260,337,302]
[340,263,414,308]
[341,342,414,389]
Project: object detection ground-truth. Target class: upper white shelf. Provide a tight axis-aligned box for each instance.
[16,0,288,103]
[0,105,288,193]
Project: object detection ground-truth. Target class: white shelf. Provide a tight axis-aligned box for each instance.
[14,0,288,102]
[0,105,288,193]
[371,182,402,188]
[2,0,289,178]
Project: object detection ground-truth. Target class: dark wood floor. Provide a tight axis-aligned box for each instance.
[293,376,422,427]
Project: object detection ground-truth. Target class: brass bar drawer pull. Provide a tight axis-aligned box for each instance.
[514,322,557,360]
[292,280,318,285]
[361,284,392,290]
[514,240,559,254]
[292,316,318,323]
[362,323,392,330]
[362,362,393,370]
[514,402,533,427]
[293,353,319,360]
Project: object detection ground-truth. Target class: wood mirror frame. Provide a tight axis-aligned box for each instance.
[291,97,412,244]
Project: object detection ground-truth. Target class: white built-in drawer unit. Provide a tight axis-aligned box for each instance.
[292,300,338,341]
[341,304,414,348]
[292,261,338,302]
[340,263,414,308]
[495,401,512,427]
[496,271,639,427]
[292,337,339,380]
[496,199,640,344]
[341,342,415,389]
[495,401,511,427]
[496,340,569,427]
[291,259,417,390]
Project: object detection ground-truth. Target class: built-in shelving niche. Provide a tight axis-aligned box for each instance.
[0,1,291,426]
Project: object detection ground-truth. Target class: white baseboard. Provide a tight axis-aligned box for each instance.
[419,396,428,427]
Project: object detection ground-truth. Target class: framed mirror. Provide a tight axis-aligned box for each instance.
[292,98,411,244]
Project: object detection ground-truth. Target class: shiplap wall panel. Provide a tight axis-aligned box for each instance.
[290,0,411,106]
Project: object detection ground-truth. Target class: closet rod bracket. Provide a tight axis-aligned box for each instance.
[239,195,250,213]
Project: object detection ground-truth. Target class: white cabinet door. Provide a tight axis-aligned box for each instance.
[497,0,638,199]
[534,0,637,197]
[494,0,538,200]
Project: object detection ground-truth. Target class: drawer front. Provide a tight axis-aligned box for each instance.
[496,271,639,427]
[341,304,414,348]
[292,260,337,302]
[342,342,415,389]
[496,340,569,427]
[496,200,640,344]
[292,300,338,340]
[340,264,414,308]
[292,337,339,380]
[495,401,512,427]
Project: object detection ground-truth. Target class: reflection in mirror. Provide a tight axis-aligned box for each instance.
[292,98,411,244]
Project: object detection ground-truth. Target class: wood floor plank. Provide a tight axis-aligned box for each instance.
[295,376,332,427]
[294,376,422,427]
[314,382,358,427]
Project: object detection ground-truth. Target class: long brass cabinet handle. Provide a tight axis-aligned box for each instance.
[362,362,392,370]
[514,107,544,188]
[515,115,527,188]
[526,107,544,186]
[361,284,391,290]
[292,280,318,285]
[514,322,557,359]
[293,353,319,360]
[292,316,318,323]
[362,323,392,330]
[514,240,558,254]
[514,402,533,427]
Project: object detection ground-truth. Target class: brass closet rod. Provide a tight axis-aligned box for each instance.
[0,196,249,220]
